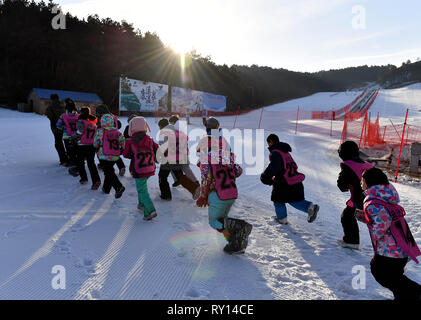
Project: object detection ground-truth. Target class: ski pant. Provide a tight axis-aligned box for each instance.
[170,164,198,184]
[370,254,421,300]
[116,157,126,170]
[273,200,311,220]
[100,160,123,193]
[98,157,125,170]
[208,191,235,231]
[63,139,78,167]
[341,206,360,245]
[135,177,156,216]
[52,129,68,163]
[159,166,198,199]
[77,145,100,184]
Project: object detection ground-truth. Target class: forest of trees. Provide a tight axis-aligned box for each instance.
[0,0,415,113]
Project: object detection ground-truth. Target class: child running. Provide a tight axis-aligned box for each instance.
[93,114,126,199]
[260,134,319,225]
[196,117,252,254]
[56,98,79,175]
[337,140,374,249]
[95,104,126,177]
[74,107,101,190]
[357,167,421,300]
[157,117,200,200]
[123,117,159,220]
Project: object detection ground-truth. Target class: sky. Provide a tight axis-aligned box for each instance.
[51,0,421,73]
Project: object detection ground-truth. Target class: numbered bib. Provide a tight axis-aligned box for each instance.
[212,164,238,200]
[63,113,79,136]
[102,129,121,156]
[272,150,305,186]
[80,120,97,145]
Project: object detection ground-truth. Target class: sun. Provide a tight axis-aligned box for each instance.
[169,41,192,56]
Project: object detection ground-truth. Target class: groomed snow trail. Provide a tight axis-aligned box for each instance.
[0,104,420,300]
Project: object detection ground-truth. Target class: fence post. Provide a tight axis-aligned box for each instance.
[395,109,409,183]
[233,106,240,129]
[330,109,333,137]
[258,107,264,129]
[295,106,300,135]
[358,111,368,150]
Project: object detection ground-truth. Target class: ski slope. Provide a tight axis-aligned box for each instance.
[0,84,420,300]
[369,83,421,126]
[264,90,364,112]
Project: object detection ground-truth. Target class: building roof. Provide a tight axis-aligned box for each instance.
[30,88,103,103]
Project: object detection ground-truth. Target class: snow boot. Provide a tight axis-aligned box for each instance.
[172,181,181,187]
[307,203,319,223]
[115,186,125,199]
[137,204,144,215]
[337,239,360,250]
[143,211,157,221]
[193,182,201,200]
[224,218,253,253]
[91,181,101,190]
[273,216,289,225]
[68,166,79,177]
[79,179,88,185]
[160,194,172,201]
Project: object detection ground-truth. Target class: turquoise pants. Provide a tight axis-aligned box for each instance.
[135,178,156,216]
[208,191,236,231]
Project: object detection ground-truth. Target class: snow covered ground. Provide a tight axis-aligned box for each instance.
[0,84,420,300]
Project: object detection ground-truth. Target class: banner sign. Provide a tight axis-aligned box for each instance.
[171,87,226,113]
[119,77,169,112]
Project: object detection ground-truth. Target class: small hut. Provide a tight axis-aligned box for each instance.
[28,88,103,115]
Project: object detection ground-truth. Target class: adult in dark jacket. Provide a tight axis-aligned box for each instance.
[337,140,373,249]
[95,104,126,176]
[45,94,68,165]
[260,134,319,224]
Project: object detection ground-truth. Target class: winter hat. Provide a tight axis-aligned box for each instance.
[338,140,359,161]
[362,167,389,188]
[206,117,220,130]
[129,116,151,136]
[95,104,110,117]
[64,98,76,112]
[101,114,115,129]
[127,113,140,124]
[169,115,179,124]
[267,134,280,144]
[158,118,169,129]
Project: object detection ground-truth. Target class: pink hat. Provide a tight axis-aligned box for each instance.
[129,116,151,136]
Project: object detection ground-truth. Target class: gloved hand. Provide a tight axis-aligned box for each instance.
[196,196,209,208]
[355,209,368,224]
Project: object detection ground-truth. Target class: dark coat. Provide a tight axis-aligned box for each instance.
[337,156,366,209]
[45,101,65,134]
[260,142,305,203]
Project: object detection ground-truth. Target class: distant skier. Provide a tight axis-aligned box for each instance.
[337,140,373,249]
[93,114,126,199]
[260,134,319,225]
[123,117,159,220]
[196,117,253,254]
[357,167,421,300]
[73,107,101,190]
[45,94,68,166]
[56,98,80,175]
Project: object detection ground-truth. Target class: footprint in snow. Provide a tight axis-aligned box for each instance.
[4,224,30,238]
